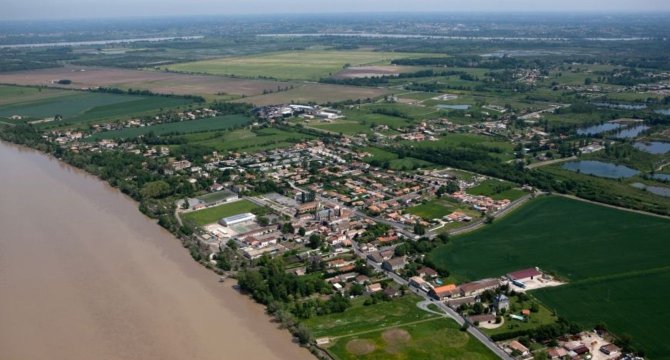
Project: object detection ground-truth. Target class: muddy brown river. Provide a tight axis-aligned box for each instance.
[0,141,312,360]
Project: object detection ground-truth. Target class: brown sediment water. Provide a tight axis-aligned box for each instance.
[0,141,313,360]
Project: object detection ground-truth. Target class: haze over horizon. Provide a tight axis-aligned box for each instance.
[2,0,670,20]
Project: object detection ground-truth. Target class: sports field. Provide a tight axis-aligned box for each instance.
[181,199,263,226]
[0,88,193,127]
[166,50,435,81]
[429,196,670,358]
[303,295,496,360]
[87,115,251,140]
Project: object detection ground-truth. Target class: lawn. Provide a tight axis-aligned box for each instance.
[406,198,457,220]
[325,317,498,360]
[467,179,526,201]
[429,196,670,358]
[87,115,251,140]
[181,199,264,226]
[482,295,558,337]
[303,295,436,338]
[166,50,436,81]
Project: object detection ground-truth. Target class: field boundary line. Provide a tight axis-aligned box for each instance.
[554,193,670,220]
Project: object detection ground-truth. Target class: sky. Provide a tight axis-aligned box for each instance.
[2,0,670,20]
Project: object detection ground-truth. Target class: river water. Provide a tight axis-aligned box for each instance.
[0,141,312,360]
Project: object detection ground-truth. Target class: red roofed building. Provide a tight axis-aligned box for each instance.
[507,267,542,282]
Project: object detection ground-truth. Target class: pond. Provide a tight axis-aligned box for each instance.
[655,109,670,116]
[653,174,670,181]
[436,104,471,110]
[631,183,670,198]
[634,142,670,154]
[614,125,649,139]
[576,123,621,136]
[562,160,640,179]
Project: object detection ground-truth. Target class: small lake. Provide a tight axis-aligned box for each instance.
[614,125,649,139]
[655,109,670,116]
[437,104,471,110]
[562,160,640,179]
[592,102,647,110]
[653,174,670,181]
[631,183,670,197]
[576,123,621,136]
[634,142,670,154]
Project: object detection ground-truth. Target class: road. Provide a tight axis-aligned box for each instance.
[350,240,513,360]
[526,156,577,169]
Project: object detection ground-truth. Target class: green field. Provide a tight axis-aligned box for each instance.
[325,318,497,360]
[467,179,526,201]
[181,127,315,154]
[430,196,670,358]
[166,50,437,81]
[303,295,495,360]
[87,115,250,140]
[406,198,472,220]
[0,88,193,127]
[359,146,433,170]
[483,296,558,336]
[181,199,263,226]
[535,268,670,359]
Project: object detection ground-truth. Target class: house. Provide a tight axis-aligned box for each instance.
[382,257,407,272]
[297,201,319,214]
[367,252,384,264]
[429,284,458,300]
[170,159,192,171]
[383,287,400,298]
[507,267,542,282]
[366,283,383,293]
[547,347,568,359]
[508,340,529,356]
[494,294,510,312]
[409,276,430,290]
[468,313,496,324]
[417,267,438,279]
[459,278,499,297]
[355,275,370,285]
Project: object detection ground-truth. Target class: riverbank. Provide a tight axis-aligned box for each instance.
[0,141,313,360]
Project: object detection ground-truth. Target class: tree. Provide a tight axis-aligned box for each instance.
[308,233,323,249]
[181,198,189,210]
[414,223,426,235]
[281,222,295,234]
[298,227,306,236]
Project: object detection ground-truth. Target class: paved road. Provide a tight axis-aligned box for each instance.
[350,241,513,360]
[526,156,577,169]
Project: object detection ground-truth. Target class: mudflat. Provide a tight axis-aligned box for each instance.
[0,141,312,360]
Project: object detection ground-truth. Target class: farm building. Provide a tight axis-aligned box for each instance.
[219,212,256,226]
[429,284,458,300]
[459,278,500,297]
[506,267,543,282]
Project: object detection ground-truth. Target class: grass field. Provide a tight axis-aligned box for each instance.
[406,198,481,222]
[483,296,558,336]
[467,179,526,201]
[183,127,315,154]
[359,146,433,170]
[233,83,389,106]
[181,199,263,226]
[0,88,193,127]
[429,196,670,358]
[303,295,496,360]
[166,50,436,81]
[87,115,250,140]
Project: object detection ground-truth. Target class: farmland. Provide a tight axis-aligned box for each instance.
[430,196,670,357]
[0,66,294,99]
[359,146,433,170]
[0,87,194,127]
[87,114,251,140]
[303,295,497,360]
[233,83,390,106]
[181,199,264,226]
[467,179,526,201]
[165,50,439,81]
